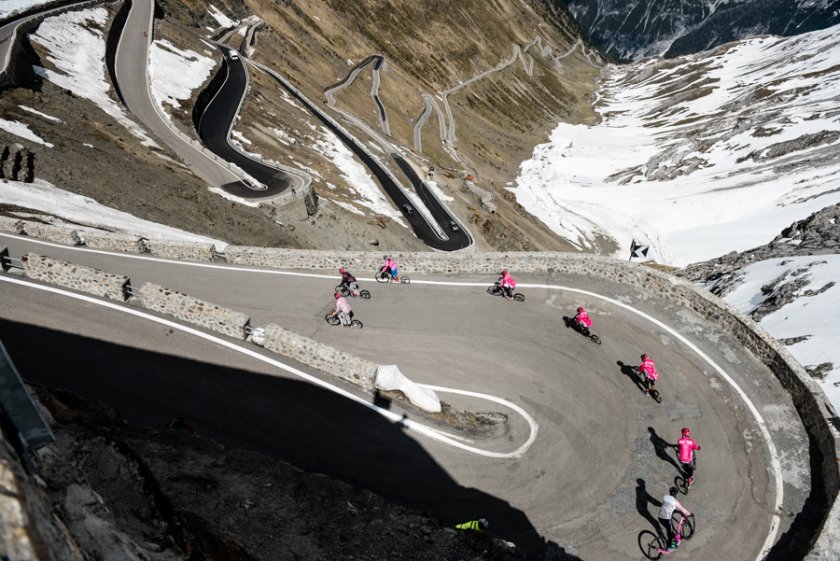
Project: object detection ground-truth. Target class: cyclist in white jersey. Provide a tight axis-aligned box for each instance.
[658,487,692,550]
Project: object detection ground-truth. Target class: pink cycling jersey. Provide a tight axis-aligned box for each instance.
[575,310,592,328]
[501,272,516,288]
[678,436,700,463]
[640,358,659,381]
[335,297,351,314]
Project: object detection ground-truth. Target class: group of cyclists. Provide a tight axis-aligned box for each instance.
[573,303,701,552]
[328,261,703,551]
[328,256,402,326]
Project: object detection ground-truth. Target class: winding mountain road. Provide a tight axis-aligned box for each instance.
[0,233,812,561]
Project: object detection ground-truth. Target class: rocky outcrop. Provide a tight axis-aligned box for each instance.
[679,203,840,298]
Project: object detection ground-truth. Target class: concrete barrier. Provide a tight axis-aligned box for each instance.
[21,223,82,246]
[137,282,250,340]
[21,253,128,301]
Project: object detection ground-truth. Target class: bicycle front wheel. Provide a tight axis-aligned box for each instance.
[638,531,663,560]
[325,314,340,326]
[672,512,695,540]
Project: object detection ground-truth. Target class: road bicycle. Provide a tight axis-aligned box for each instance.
[639,513,695,559]
[375,267,410,284]
[487,281,525,302]
[324,312,363,329]
[335,284,371,299]
[562,316,601,344]
[640,370,662,403]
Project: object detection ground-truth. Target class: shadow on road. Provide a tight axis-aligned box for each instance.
[0,319,582,560]
[617,360,646,393]
[647,427,682,475]
[635,478,663,539]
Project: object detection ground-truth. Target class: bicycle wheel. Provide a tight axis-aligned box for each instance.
[400,276,410,284]
[638,530,663,560]
[359,289,371,299]
[375,271,389,283]
[335,285,350,297]
[324,314,340,326]
[674,475,689,495]
[651,389,662,404]
[590,334,602,345]
[672,512,695,540]
[514,292,525,302]
[350,319,363,329]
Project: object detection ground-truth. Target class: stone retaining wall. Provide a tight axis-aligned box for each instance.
[146,239,215,261]
[22,253,128,301]
[22,223,81,246]
[137,282,249,340]
[260,324,378,391]
[78,231,144,254]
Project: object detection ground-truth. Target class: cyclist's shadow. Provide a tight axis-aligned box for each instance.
[648,427,683,474]
[635,478,664,538]
[617,360,646,392]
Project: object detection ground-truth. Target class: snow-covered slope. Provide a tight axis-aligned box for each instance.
[724,255,839,408]
[513,23,840,266]
[566,0,840,61]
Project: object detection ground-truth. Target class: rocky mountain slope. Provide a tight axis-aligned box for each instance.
[0,0,603,253]
[563,0,840,61]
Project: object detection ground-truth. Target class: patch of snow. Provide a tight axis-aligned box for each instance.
[18,105,62,123]
[309,125,407,227]
[29,8,159,148]
[231,130,252,145]
[207,186,260,207]
[1,178,226,248]
[333,200,366,216]
[514,24,840,266]
[272,127,296,146]
[0,0,53,19]
[725,255,840,411]
[426,180,453,202]
[0,118,53,147]
[149,39,216,111]
[207,4,237,29]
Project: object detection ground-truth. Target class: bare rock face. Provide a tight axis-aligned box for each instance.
[17,388,521,561]
[679,203,840,298]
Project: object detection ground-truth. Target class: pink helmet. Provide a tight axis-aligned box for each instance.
[334,291,341,299]
[682,427,690,437]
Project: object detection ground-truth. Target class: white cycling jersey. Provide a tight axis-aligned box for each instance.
[659,494,678,519]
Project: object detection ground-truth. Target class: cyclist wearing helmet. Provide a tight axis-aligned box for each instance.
[659,487,691,550]
[329,291,352,326]
[383,256,400,282]
[678,427,701,485]
[574,306,593,335]
[455,518,489,532]
[499,269,516,300]
[639,354,659,397]
[338,267,358,293]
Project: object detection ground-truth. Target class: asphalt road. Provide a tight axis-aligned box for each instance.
[0,234,813,560]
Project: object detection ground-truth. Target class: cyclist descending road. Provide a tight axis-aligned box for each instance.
[498,269,516,300]
[678,428,701,488]
[383,255,401,283]
[639,354,660,398]
[659,487,692,551]
[329,291,353,326]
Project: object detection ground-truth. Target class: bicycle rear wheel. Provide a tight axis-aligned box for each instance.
[400,276,411,284]
[638,530,663,560]
[651,389,662,404]
[514,292,525,302]
[674,475,689,495]
[359,289,371,299]
[350,319,363,329]
[590,334,602,345]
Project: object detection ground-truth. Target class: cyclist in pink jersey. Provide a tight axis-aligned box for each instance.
[678,427,701,485]
[639,354,659,397]
[499,269,516,299]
